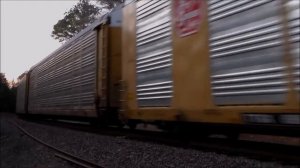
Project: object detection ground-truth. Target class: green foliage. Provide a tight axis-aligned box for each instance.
[0,73,16,112]
[96,0,123,9]
[51,0,101,42]
[51,0,123,42]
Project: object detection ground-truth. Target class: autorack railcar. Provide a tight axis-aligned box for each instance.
[17,0,300,136]
[17,7,123,124]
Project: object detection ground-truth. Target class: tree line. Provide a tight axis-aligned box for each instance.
[0,73,16,112]
[51,0,123,42]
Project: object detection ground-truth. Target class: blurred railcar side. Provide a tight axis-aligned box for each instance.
[121,0,300,136]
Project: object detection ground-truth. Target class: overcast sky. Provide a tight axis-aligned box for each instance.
[1,0,78,81]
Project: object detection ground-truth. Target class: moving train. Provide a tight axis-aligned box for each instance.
[16,0,300,137]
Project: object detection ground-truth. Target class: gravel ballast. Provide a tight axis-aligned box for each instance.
[1,113,297,168]
[0,113,75,168]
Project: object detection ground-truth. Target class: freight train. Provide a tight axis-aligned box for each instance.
[16,0,300,137]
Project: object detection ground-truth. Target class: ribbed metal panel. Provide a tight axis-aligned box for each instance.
[208,0,288,105]
[286,0,300,97]
[28,30,97,114]
[136,0,173,107]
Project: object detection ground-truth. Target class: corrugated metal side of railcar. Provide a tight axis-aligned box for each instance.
[207,0,299,106]
[16,73,29,114]
[203,0,300,125]
[121,0,178,121]
[121,0,299,126]
[28,27,99,117]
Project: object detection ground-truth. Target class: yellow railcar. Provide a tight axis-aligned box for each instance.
[121,0,299,135]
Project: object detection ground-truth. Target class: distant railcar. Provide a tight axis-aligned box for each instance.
[16,0,300,136]
[17,7,123,123]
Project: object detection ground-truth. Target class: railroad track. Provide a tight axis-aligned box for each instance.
[11,121,103,168]
[17,117,300,166]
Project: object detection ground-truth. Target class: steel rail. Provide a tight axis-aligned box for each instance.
[11,121,103,168]
[17,117,300,165]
